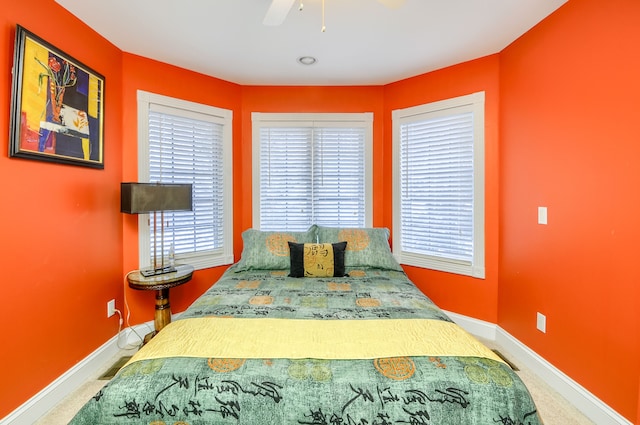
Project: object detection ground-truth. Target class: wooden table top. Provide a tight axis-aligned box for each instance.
[127,264,194,291]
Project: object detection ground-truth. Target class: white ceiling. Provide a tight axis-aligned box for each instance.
[54,0,567,86]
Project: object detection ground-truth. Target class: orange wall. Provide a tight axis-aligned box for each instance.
[499,0,640,420]
[384,56,501,323]
[0,0,124,417]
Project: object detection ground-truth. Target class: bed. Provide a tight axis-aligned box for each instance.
[70,225,541,424]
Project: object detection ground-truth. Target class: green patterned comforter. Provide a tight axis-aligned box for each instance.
[70,266,541,424]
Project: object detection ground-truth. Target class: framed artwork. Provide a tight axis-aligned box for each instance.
[9,25,105,169]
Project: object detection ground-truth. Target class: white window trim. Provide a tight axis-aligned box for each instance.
[137,90,234,270]
[392,92,485,278]
[251,112,374,229]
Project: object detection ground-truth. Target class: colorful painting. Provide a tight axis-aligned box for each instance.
[9,25,105,169]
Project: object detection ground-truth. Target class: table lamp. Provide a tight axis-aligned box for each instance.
[121,182,193,276]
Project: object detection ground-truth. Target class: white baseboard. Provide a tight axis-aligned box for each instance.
[0,323,152,425]
[444,310,497,341]
[495,328,631,425]
[444,310,632,425]
[0,335,120,425]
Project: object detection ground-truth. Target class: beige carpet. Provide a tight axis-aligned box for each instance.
[35,341,595,425]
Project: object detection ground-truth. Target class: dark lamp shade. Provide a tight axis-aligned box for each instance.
[121,182,193,214]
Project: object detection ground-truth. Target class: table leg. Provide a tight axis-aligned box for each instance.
[154,288,172,333]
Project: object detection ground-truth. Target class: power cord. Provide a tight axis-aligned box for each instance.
[112,307,140,350]
[114,308,124,327]
[112,273,151,350]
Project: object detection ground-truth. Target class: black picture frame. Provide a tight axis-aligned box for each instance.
[9,25,105,169]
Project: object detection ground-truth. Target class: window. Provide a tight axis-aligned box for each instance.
[392,92,485,278]
[137,91,233,270]
[252,113,373,231]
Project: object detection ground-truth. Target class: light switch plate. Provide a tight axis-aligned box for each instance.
[538,206,548,225]
[536,312,546,333]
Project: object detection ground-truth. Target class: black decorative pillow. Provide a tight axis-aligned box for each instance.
[288,241,347,278]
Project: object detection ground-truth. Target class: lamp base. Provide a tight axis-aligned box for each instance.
[140,266,177,277]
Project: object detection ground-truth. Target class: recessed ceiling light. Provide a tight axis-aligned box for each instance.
[297,56,317,66]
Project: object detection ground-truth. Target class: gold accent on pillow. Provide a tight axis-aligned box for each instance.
[303,243,336,277]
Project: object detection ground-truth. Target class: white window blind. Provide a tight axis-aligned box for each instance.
[148,108,224,256]
[393,92,485,278]
[253,113,373,231]
[259,126,313,231]
[138,91,233,270]
[312,127,366,227]
[399,112,474,261]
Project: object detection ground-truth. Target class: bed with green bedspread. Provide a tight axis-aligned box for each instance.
[70,264,541,425]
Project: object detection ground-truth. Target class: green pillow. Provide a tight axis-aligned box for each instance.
[288,241,347,278]
[235,225,317,271]
[316,226,403,271]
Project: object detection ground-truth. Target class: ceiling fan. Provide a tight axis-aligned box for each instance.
[263,0,405,27]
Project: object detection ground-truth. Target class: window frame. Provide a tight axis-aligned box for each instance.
[251,112,374,230]
[137,90,234,270]
[392,92,485,278]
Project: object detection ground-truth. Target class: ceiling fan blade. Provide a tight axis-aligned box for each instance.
[263,0,297,26]
[377,0,405,9]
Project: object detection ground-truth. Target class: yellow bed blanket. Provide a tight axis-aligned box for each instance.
[128,317,504,365]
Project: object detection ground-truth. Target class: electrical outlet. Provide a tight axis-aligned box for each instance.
[536,312,546,333]
[107,299,116,318]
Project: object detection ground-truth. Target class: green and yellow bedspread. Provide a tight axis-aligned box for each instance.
[70,267,541,424]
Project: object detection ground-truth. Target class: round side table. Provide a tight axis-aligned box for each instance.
[127,264,194,342]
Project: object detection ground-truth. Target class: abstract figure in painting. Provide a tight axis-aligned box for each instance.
[35,54,80,152]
